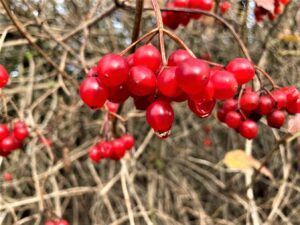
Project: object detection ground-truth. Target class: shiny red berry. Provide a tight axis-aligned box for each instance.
[220,1,231,14]
[110,139,126,160]
[188,99,216,118]
[211,70,238,100]
[89,146,101,162]
[97,54,129,87]
[240,91,259,112]
[162,2,180,30]
[280,0,290,5]
[97,141,113,158]
[281,86,299,104]
[217,108,227,122]
[239,120,258,139]
[267,110,285,128]
[176,58,210,95]
[168,50,192,67]
[1,135,20,153]
[146,100,174,133]
[271,90,287,109]
[0,64,9,88]
[126,54,135,68]
[157,67,182,98]
[286,97,300,114]
[257,95,275,115]
[226,58,255,85]
[106,84,129,103]
[121,134,135,150]
[0,124,9,141]
[173,0,191,25]
[189,80,214,101]
[79,77,108,109]
[127,66,156,96]
[189,0,214,19]
[133,44,161,73]
[13,122,29,141]
[225,111,242,129]
[222,98,238,113]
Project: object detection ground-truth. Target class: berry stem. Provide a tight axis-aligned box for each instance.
[254,66,279,88]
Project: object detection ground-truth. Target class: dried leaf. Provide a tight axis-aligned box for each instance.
[255,0,274,12]
[223,150,273,179]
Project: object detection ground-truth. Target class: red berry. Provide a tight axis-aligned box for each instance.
[226,58,255,85]
[170,92,188,102]
[168,50,192,67]
[79,77,108,109]
[240,91,259,112]
[217,108,227,122]
[13,122,29,141]
[162,2,180,30]
[1,135,20,153]
[286,97,300,114]
[271,90,287,109]
[133,95,154,110]
[211,70,238,100]
[280,0,290,5]
[222,98,238,113]
[188,99,216,118]
[267,110,285,128]
[133,44,161,72]
[157,67,182,98]
[189,0,214,19]
[0,64,9,88]
[121,134,135,150]
[257,95,275,115]
[176,58,210,95]
[126,54,135,68]
[225,111,242,129]
[106,84,129,103]
[45,220,56,225]
[97,141,113,158]
[97,54,129,87]
[189,80,214,101]
[56,220,69,225]
[89,146,101,162]
[281,86,299,104]
[3,172,12,181]
[220,1,231,14]
[110,139,126,160]
[127,66,156,97]
[173,0,191,25]
[239,120,258,139]
[105,101,119,114]
[0,124,9,141]
[146,100,174,133]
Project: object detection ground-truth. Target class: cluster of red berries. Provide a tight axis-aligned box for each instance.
[45,219,69,225]
[0,64,9,88]
[162,0,232,29]
[0,121,29,157]
[255,0,290,22]
[89,134,135,162]
[217,86,300,139]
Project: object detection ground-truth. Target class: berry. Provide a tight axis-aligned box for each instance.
[0,124,9,140]
[45,220,56,225]
[146,100,174,133]
[157,67,182,98]
[211,70,238,100]
[105,101,119,114]
[239,120,258,139]
[176,58,210,95]
[281,86,299,104]
[89,146,101,162]
[79,77,108,109]
[111,139,126,160]
[127,66,156,96]
[13,122,29,141]
[121,134,135,150]
[240,91,259,112]
[257,95,274,115]
[56,220,69,225]
[133,95,154,110]
[222,99,238,113]
[126,54,135,68]
[0,135,20,153]
[97,54,129,87]
[267,110,285,128]
[3,172,12,181]
[225,111,242,129]
[173,0,191,25]
[280,0,290,5]
[133,44,161,72]
[162,2,180,30]
[286,97,300,114]
[106,84,129,103]
[189,0,214,19]
[226,58,255,85]
[0,64,9,88]
[188,99,216,118]
[220,1,231,14]
[271,90,287,109]
[168,50,192,67]
[189,80,214,101]
[217,108,227,122]
[97,141,113,158]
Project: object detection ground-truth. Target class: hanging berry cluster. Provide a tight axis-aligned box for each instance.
[0,122,29,157]
[255,0,290,22]
[217,86,300,139]
[89,134,135,163]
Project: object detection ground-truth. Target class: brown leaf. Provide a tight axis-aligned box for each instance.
[255,0,275,12]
